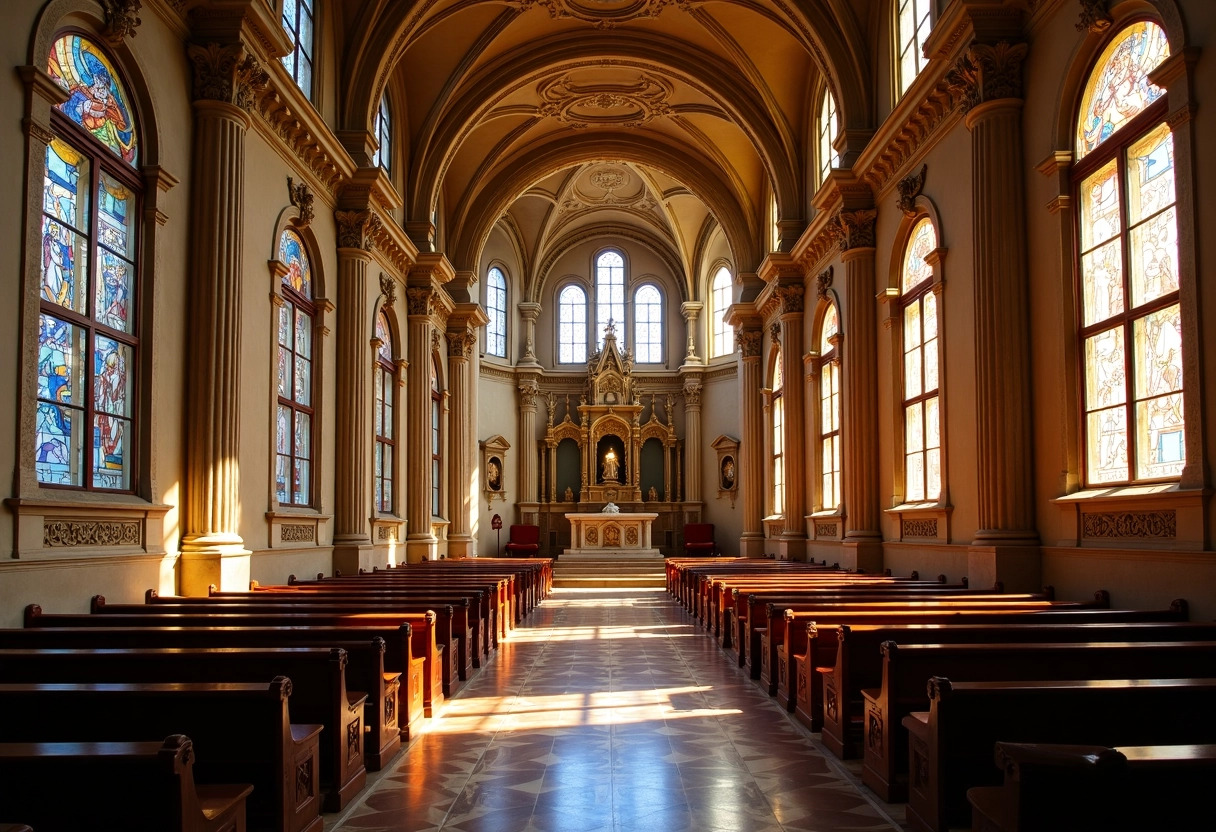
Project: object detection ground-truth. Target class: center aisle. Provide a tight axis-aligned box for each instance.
[330,588,903,832]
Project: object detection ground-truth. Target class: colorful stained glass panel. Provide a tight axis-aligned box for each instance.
[94,335,132,417]
[36,402,83,486]
[48,35,138,165]
[1081,239,1125,326]
[1129,208,1178,309]
[1076,22,1169,159]
[92,413,129,489]
[1133,304,1182,399]
[376,313,392,361]
[95,250,134,332]
[1087,405,1129,483]
[40,217,88,314]
[820,305,838,353]
[279,230,312,298]
[97,170,134,258]
[295,308,312,358]
[902,219,936,294]
[1085,327,1127,410]
[904,301,922,350]
[1128,125,1175,223]
[1135,393,1184,479]
[277,345,290,397]
[44,139,89,230]
[38,315,84,405]
[293,354,311,407]
[1080,160,1121,252]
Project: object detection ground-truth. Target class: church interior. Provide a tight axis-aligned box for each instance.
[1,0,1215,829]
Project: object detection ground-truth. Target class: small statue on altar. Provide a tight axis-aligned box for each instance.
[602,448,620,482]
[602,501,620,514]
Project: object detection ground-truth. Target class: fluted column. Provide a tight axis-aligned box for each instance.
[518,378,539,505]
[330,212,380,576]
[833,209,882,572]
[446,326,476,556]
[405,288,437,562]
[777,285,807,559]
[180,43,268,594]
[736,325,764,556]
[682,375,703,502]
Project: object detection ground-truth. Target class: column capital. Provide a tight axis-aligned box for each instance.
[446,327,478,359]
[187,42,268,112]
[736,329,763,359]
[947,41,1029,115]
[680,301,703,320]
[682,377,703,409]
[828,208,877,252]
[335,209,382,252]
[517,301,543,321]
[518,378,540,409]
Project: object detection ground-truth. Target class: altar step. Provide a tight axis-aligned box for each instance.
[552,557,667,589]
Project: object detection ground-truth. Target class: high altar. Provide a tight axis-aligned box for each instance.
[563,511,661,559]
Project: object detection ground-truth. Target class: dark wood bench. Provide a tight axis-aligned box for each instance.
[0,644,372,809]
[862,639,1216,802]
[0,677,323,832]
[23,604,446,714]
[967,741,1216,832]
[0,622,429,737]
[902,676,1216,832]
[0,734,252,832]
[788,608,1197,735]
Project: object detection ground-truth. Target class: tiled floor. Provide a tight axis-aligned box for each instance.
[329,588,905,832]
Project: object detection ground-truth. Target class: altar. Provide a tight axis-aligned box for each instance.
[563,512,661,559]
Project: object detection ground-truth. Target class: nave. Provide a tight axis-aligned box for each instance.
[330,589,900,832]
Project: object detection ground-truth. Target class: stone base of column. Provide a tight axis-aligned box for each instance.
[840,536,884,574]
[967,543,1042,593]
[777,534,808,562]
[332,541,375,577]
[179,538,251,595]
[406,534,438,564]
[447,535,475,559]
[738,533,766,558]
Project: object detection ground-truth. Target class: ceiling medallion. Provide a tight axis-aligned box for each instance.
[590,167,630,192]
[538,74,674,128]
[514,0,700,28]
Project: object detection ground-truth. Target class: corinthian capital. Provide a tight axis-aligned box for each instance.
[947,41,1029,114]
[447,328,478,358]
[406,287,437,317]
[775,284,805,315]
[828,208,877,251]
[188,43,268,111]
[518,379,539,408]
[335,210,381,251]
[736,329,762,358]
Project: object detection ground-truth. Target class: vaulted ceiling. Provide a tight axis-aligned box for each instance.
[336,0,878,282]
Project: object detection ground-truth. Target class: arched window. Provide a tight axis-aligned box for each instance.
[1074,21,1180,484]
[431,359,442,517]
[282,0,316,99]
[901,218,941,501]
[818,88,839,186]
[770,192,780,252]
[37,35,141,490]
[710,266,733,358]
[897,0,932,95]
[558,284,587,364]
[771,354,785,516]
[485,267,507,358]
[372,95,391,172]
[819,307,841,510]
[595,250,625,349]
[276,229,315,506]
[374,312,395,514]
[633,284,662,363]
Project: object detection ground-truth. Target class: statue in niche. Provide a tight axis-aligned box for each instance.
[602,448,620,482]
[721,456,736,490]
[563,486,574,502]
[486,458,502,491]
[647,486,658,502]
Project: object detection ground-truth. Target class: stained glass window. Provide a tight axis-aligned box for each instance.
[771,354,785,516]
[37,36,140,490]
[898,0,933,95]
[819,306,841,511]
[595,251,625,349]
[711,267,733,357]
[633,284,662,363]
[486,267,507,358]
[374,312,395,513]
[818,89,839,185]
[372,95,391,172]
[558,284,587,364]
[431,360,442,518]
[282,0,316,99]
[902,218,941,501]
[276,229,315,506]
[1076,22,1182,484]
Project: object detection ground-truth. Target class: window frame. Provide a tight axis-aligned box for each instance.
[36,33,143,493]
[430,357,443,518]
[632,281,664,364]
[594,248,626,350]
[817,86,839,187]
[374,312,396,515]
[556,281,588,365]
[1072,23,1181,487]
[896,0,933,96]
[281,0,317,100]
[900,217,942,503]
[485,265,507,359]
[372,93,391,173]
[710,265,733,359]
[275,228,318,508]
[769,350,785,517]
[818,306,841,512]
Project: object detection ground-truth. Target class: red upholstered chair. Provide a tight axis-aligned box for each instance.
[504,524,540,556]
[683,523,715,557]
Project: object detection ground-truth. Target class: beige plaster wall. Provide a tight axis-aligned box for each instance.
[701,366,743,552]
[476,371,520,557]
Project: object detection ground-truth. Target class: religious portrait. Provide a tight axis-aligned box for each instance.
[487,457,502,491]
[721,455,736,490]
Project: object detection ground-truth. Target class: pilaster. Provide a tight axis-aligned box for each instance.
[518,376,541,504]
[180,40,268,594]
[680,301,703,365]
[517,302,543,367]
[727,306,764,557]
[446,321,480,557]
[681,372,704,502]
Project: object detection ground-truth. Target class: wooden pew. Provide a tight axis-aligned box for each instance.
[0,644,373,809]
[0,734,252,832]
[787,607,1195,734]
[0,622,430,736]
[901,676,1216,832]
[23,604,447,712]
[967,741,1216,832]
[0,677,323,832]
[862,639,1216,802]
